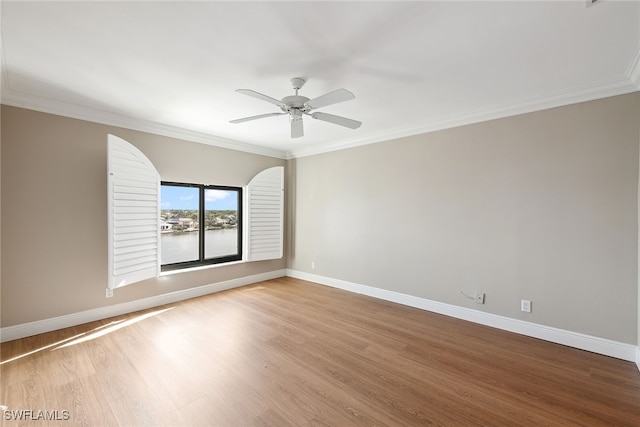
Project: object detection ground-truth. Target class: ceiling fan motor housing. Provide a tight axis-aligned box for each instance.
[281,95,310,111]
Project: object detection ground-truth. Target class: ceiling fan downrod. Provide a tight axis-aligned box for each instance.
[290,77,306,95]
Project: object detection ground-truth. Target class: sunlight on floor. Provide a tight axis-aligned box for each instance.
[55,307,174,349]
[1,307,174,365]
[241,286,265,291]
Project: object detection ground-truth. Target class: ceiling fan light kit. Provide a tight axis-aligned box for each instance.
[230,77,362,138]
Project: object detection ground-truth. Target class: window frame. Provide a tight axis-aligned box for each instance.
[160,181,243,272]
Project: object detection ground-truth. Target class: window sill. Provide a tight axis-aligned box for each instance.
[159,259,246,277]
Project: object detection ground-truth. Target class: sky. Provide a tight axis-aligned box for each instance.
[160,185,238,210]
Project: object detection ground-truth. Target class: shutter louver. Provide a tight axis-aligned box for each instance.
[108,135,160,289]
[246,166,284,261]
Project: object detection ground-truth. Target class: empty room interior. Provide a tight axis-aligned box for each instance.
[2,1,640,425]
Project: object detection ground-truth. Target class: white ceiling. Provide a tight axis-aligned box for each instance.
[2,1,639,159]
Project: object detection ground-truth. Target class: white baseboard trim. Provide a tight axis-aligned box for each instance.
[286,269,638,363]
[0,269,286,343]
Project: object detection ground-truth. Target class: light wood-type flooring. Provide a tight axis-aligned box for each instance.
[2,277,640,426]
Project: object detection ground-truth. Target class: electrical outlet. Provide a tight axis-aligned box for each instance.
[106,288,113,298]
[521,299,531,313]
[475,292,485,304]
[311,261,315,270]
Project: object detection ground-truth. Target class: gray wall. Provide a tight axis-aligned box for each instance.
[1,106,286,327]
[2,93,639,346]
[289,93,640,344]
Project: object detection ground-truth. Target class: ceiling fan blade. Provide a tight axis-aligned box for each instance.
[236,89,288,109]
[229,112,286,124]
[305,88,355,110]
[311,112,362,129]
[291,117,304,138]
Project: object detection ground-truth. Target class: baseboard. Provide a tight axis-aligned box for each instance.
[0,269,286,343]
[4,268,637,364]
[286,269,638,363]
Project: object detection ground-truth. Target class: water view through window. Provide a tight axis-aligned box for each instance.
[160,184,240,267]
[204,189,238,259]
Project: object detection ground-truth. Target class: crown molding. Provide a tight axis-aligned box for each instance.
[288,76,640,159]
[0,89,289,160]
[627,41,640,88]
[3,73,638,162]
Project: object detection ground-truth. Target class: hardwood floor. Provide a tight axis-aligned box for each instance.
[2,277,640,426]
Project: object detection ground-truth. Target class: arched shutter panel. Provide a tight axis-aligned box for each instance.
[246,166,284,261]
[107,134,160,289]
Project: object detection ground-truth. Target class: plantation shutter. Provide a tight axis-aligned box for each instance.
[107,134,160,289]
[246,166,284,261]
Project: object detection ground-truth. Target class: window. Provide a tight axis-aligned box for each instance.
[108,134,283,290]
[160,182,242,271]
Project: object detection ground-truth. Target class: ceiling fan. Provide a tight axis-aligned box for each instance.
[230,77,362,138]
